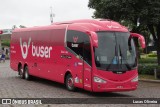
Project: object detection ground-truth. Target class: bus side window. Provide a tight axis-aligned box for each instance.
[67,30,84,58]
[66,30,92,66]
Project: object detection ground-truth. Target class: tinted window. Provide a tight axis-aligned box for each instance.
[66,30,92,66]
[95,32,136,71]
[83,38,92,66]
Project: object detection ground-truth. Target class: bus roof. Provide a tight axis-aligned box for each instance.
[13,19,128,33]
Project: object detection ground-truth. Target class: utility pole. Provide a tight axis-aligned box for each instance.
[50,6,55,24]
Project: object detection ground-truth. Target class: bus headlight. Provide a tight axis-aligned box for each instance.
[131,76,138,82]
[94,76,107,83]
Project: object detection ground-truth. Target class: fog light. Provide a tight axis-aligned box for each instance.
[131,76,138,82]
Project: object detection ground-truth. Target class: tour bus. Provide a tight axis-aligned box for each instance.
[10,19,145,92]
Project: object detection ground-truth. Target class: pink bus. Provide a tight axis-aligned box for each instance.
[10,19,145,92]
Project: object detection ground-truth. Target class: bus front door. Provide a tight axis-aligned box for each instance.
[83,37,92,91]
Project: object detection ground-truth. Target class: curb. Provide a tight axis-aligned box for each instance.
[139,79,160,83]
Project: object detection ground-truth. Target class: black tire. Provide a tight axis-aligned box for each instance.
[18,65,24,79]
[65,74,75,91]
[24,66,30,80]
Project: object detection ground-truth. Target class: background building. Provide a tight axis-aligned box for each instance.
[0,29,12,58]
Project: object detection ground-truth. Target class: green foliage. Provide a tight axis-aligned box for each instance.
[139,53,157,63]
[88,0,160,26]
[138,53,157,64]
[138,53,158,75]
[148,53,157,57]
[1,40,10,47]
[138,64,160,75]
[138,58,157,64]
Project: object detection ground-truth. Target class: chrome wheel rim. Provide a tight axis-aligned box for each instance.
[25,70,28,79]
[20,68,23,77]
[67,78,73,89]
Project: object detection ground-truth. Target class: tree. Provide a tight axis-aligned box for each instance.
[88,0,160,65]
[1,40,10,47]
[12,25,27,30]
[19,25,26,28]
[12,25,17,30]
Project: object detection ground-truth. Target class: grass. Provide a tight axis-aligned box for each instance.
[139,74,156,80]
[138,57,157,64]
[138,53,160,80]
[1,40,10,47]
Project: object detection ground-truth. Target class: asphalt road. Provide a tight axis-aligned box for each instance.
[0,60,160,107]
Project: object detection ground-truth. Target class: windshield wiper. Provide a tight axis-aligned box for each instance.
[119,44,132,70]
[119,45,122,65]
[106,44,117,70]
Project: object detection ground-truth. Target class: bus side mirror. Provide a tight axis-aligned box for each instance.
[90,32,98,48]
[130,33,146,48]
[0,30,3,34]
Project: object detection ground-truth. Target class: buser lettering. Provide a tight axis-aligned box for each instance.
[20,38,52,59]
[32,43,52,58]
[72,43,79,47]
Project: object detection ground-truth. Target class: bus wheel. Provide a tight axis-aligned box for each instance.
[18,65,24,79]
[65,74,75,91]
[24,66,30,80]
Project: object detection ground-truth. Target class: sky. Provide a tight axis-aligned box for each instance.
[0,0,94,29]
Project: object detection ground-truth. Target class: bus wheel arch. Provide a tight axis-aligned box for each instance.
[24,64,30,80]
[64,71,75,91]
[18,62,24,79]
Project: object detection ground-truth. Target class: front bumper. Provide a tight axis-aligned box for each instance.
[92,80,138,92]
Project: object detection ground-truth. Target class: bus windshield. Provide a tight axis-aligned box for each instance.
[94,31,137,72]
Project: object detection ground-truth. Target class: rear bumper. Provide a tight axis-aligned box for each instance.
[92,81,138,92]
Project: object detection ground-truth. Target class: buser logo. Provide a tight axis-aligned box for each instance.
[73,36,78,43]
[20,38,52,59]
[20,38,31,59]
